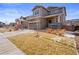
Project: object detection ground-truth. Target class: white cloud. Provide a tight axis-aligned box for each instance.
[0,8,30,23]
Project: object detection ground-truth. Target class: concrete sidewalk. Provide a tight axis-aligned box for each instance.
[0,33,25,55]
[3,29,35,37]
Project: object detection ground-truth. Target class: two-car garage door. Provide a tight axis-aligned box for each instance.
[28,23,37,30]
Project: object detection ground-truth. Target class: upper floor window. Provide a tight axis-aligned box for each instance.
[33,10,39,16]
[36,10,39,14]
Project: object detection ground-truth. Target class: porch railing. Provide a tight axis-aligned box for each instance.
[48,22,63,29]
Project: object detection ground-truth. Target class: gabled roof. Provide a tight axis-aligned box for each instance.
[47,6,67,16]
[32,5,66,16]
[32,5,49,11]
[20,16,27,20]
[47,6,59,10]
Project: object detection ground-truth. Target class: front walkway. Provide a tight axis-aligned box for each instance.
[3,29,35,37]
[0,33,25,55]
[0,29,35,55]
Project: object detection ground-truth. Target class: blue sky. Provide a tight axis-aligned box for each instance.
[0,3,79,24]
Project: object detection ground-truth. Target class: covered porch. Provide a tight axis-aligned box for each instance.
[43,14,63,29]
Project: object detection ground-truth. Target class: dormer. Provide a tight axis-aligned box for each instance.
[32,5,48,16]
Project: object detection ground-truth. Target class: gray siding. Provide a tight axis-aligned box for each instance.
[33,8,48,16]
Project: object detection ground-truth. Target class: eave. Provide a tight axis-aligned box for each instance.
[42,13,64,19]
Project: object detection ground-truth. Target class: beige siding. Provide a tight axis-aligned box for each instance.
[40,19,47,29]
[21,21,28,28]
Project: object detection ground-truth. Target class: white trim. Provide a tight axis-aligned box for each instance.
[43,13,63,18]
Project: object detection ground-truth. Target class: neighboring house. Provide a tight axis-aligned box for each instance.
[64,19,79,31]
[9,22,16,27]
[0,21,5,27]
[64,19,79,26]
[16,5,66,30]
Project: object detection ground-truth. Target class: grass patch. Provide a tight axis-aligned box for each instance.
[8,32,77,55]
[0,28,15,33]
[0,28,9,32]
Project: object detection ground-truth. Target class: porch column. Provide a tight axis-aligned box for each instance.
[36,20,40,30]
[38,20,41,30]
[58,15,61,23]
[28,22,29,29]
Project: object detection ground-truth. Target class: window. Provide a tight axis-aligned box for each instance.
[48,20,52,23]
[55,17,58,22]
[34,10,39,16]
[36,10,39,14]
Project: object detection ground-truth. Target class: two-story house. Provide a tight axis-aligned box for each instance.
[16,5,66,30]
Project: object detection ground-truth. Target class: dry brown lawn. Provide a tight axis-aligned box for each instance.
[8,32,77,55]
[0,28,9,32]
[0,27,15,32]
